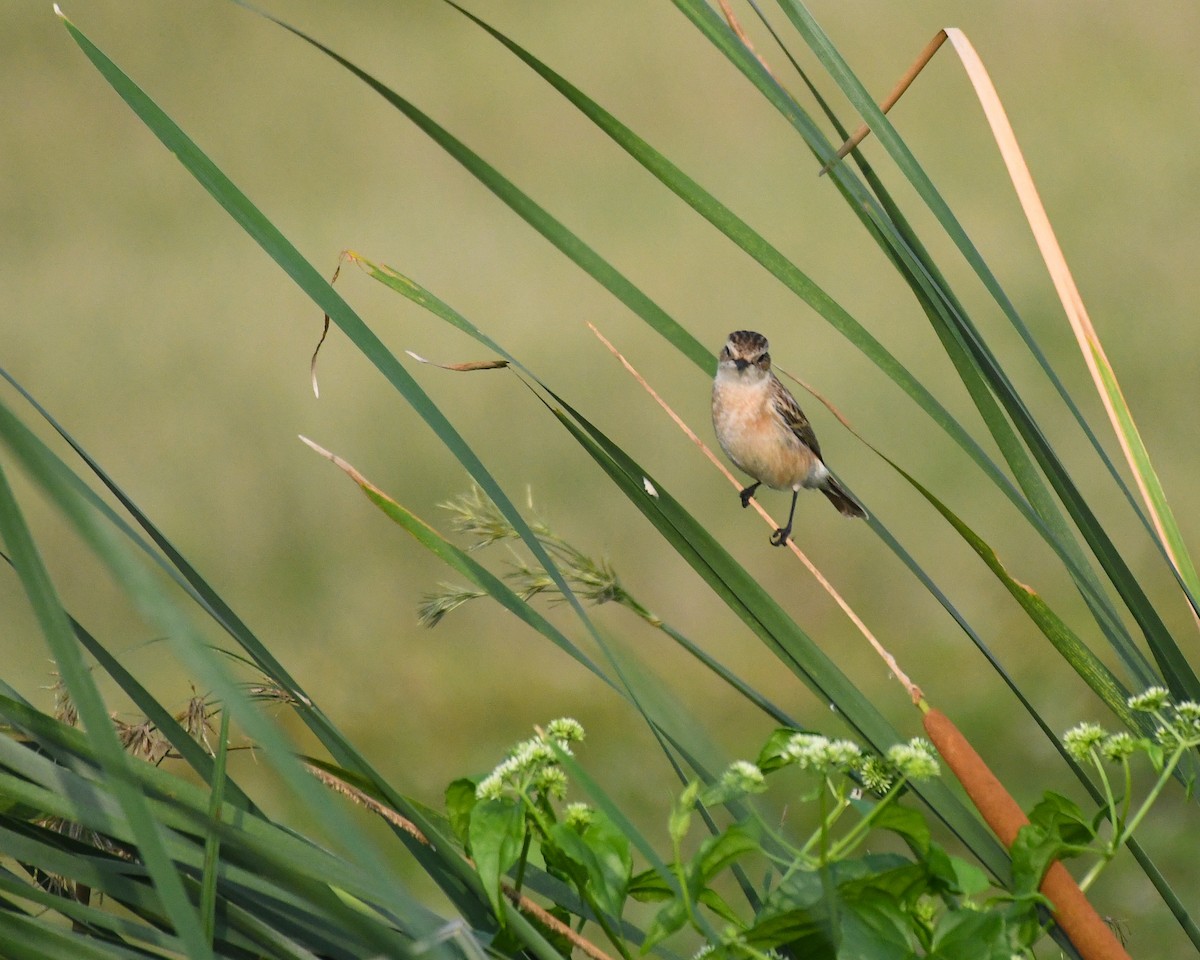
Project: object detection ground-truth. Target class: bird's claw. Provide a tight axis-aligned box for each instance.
[769,527,790,547]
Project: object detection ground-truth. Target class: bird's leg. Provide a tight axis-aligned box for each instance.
[738,481,761,508]
[770,490,799,546]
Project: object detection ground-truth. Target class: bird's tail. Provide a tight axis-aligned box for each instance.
[822,477,867,519]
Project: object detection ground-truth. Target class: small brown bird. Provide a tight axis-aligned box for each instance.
[711,330,866,545]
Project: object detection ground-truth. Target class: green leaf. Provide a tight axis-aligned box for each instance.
[927,909,1009,960]
[641,896,690,953]
[756,727,803,772]
[837,889,919,960]
[923,844,989,899]
[547,817,631,919]
[628,870,740,925]
[861,803,931,856]
[690,822,762,891]
[580,815,633,918]
[836,856,928,906]
[445,778,480,848]
[1026,792,1095,847]
[1009,799,1095,901]
[468,797,527,922]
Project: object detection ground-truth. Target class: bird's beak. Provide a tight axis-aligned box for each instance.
[734,358,749,371]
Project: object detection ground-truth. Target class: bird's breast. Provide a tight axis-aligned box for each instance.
[712,380,822,490]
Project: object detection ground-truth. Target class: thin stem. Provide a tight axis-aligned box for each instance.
[1119,746,1187,843]
[824,779,907,862]
[1089,747,1119,837]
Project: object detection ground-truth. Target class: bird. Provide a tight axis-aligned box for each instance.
[711,330,866,546]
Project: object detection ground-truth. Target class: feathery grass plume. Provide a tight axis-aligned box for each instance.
[243,674,307,708]
[418,583,489,626]
[115,717,171,765]
[176,688,218,755]
[47,671,77,728]
[439,484,522,549]
[424,485,644,623]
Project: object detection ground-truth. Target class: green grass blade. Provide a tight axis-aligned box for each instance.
[435,3,1182,703]
[0,462,212,958]
[201,708,232,945]
[761,0,1199,700]
[57,7,673,757]
[882,459,1139,729]
[254,10,712,375]
[0,398,432,958]
[535,391,1010,881]
[1090,346,1200,603]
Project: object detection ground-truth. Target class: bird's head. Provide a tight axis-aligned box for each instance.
[717,330,772,382]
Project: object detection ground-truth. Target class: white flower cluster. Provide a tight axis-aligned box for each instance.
[1062,687,1200,761]
[785,734,863,773]
[475,718,585,801]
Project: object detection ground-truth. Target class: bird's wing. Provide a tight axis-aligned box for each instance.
[771,377,823,458]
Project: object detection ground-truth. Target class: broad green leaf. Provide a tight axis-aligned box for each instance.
[836,889,919,960]
[691,822,762,891]
[927,909,1010,960]
[860,803,931,856]
[468,797,527,921]
[446,778,480,847]
[547,817,631,919]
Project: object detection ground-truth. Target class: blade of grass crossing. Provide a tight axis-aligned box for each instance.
[0,399,425,959]
[201,708,232,946]
[440,1,1166,690]
[252,9,713,376]
[57,8,672,765]
[764,0,1199,698]
[536,391,1011,880]
[0,462,212,957]
[665,0,1157,679]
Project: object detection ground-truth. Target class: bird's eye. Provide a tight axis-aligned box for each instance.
[719,346,732,360]
[757,352,770,367]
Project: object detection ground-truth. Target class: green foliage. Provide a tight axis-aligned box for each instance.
[446,722,1046,959]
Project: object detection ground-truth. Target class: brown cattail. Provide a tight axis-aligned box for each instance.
[922,707,1130,960]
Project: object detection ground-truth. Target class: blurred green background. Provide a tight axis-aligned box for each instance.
[5,0,1200,951]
